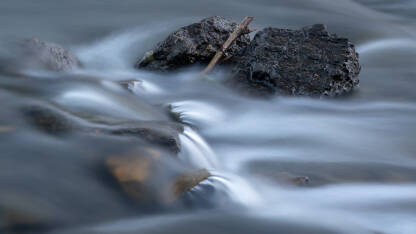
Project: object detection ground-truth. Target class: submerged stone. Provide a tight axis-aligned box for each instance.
[22,106,75,135]
[0,207,51,233]
[23,38,82,72]
[22,105,182,153]
[227,24,361,97]
[106,153,211,206]
[0,143,196,230]
[136,16,250,71]
[117,79,144,94]
[109,122,182,154]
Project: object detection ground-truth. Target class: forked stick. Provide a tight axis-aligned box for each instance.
[200,16,255,75]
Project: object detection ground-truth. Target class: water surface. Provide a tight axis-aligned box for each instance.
[1,1,416,234]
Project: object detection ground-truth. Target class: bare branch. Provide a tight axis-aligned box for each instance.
[200,16,254,75]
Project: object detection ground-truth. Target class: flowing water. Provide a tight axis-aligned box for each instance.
[1,0,416,234]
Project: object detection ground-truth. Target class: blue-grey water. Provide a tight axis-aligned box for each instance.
[1,0,416,234]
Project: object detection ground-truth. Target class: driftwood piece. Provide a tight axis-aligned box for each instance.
[200,16,255,75]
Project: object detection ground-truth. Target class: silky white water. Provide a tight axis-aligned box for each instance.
[1,0,416,234]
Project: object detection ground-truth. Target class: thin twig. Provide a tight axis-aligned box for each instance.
[200,16,255,75]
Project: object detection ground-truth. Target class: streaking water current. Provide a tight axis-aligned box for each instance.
[1,0,416,234]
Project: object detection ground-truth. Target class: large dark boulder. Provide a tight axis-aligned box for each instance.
[23,38,82,72]
[227,24,361,97]
[137,16,250,71]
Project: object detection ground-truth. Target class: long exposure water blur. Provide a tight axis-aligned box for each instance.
[1,0,416,234]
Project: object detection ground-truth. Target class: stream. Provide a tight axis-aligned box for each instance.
[1,0,416,234]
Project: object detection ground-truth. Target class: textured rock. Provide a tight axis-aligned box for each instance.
[23,38,81,72]
[137,16,250,71]
[227,24,361,97]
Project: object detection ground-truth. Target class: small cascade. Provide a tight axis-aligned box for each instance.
[180,172,263,208]
[178,126,219,169]
[209,171,263,207]
[173,100,263,207]
[178,125,262,208]
[170,100,225,126]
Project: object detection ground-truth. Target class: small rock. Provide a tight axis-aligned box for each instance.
[172,169,211,200]
[106,152,211,206]
[227,24,361,97]
[137,16,250,71]
[23,38,81,72]
[109,123,182,154]
[276,172,310,186]
[117,79,144,94]
[22,106,74,135]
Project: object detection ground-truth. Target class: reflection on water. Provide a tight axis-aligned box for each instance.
[0,0,416,234]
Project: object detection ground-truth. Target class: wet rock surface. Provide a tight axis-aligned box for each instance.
[227,24,361,97]
[107,153,211,206]
[0,140,209,232]
[0,139,142,231]
[22,105,183,153]
[22,38,81,72]
[137,16,250,71]
[22,106,75,135]
[108,122,183,154]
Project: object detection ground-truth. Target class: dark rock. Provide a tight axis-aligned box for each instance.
[23,38,81,72]
[137,16,251,71]
[227,24,361,97]
[22,105,182,153]
[164,104,186,125]
[22,106,75,135]
[109,122,183,154]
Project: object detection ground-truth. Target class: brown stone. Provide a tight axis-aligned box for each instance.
[106,151,210,206]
